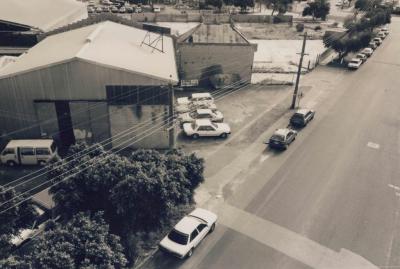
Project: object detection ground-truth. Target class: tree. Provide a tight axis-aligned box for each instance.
[302,0,330,20]
[26,212,127,269]
[48,144,204,232]
[0,187,37,259]
[323,30,372,60]
[206,0,223,10]
[263,0,293,15]
[233,0,255,11]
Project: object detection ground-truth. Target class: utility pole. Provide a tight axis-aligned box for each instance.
[291,32,308,110]
[168,80,175,149]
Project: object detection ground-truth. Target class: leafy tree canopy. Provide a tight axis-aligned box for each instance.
[24,212,127,269]
[0,187,37,259]
[48,144,204,233]
[302,0,330,20]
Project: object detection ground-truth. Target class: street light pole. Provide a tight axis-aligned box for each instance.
[291,31,308,110]
[168,80,175,149]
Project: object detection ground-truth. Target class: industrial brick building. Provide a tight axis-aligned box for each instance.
[0,21,178,149]
[177,23,257,88]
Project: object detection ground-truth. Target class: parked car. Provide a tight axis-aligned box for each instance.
[102,6,110,12]
[87,6,95,13]
[159,208,217,259]
[368,41,378,49]
[0,139,59,166]
[135,6,142,12]
[379,27,389,35]
[177,93,214,107]
[361,47,373,57]
[179,109,224,124]
[119,6,126,13]
[176,102,218,114]
[96,6,103,13]
[355,53,367,63]
[373,37,382,45]
[183,119,231,138]
[111,6,119,12]
[126,6,134,13]
[266,128,297,150]
[290,108,315,127]
[88,0,95,6]
[153,6,161,12]
[377,31,386,39]
[348,58,363,69]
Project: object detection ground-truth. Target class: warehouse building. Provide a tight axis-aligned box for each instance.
[177,23,256,88]
[0,0,88,55]
[0,21,178,149]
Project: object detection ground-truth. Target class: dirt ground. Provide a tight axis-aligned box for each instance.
[235,22,337,40]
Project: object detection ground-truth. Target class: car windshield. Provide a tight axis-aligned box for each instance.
[168,229,188,245]
[211,122,218,128]
[271,134,285,142]
[350,60,360,64]
[292,113,304,119]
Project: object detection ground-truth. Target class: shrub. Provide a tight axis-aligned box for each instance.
[296,23,305,32]
[314,25,322,31]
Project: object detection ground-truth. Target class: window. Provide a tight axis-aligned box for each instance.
[20,148,35,156]
[168,229,188,245]
[2,148,15,155]
[36,148,50,155]
[198,126,208,131]
[197,223,207,233]
[190,229,199,242]
[204,126,215,131]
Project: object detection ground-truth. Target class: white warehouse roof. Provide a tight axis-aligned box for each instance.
[0,0,87,32]
[0,21,179,83]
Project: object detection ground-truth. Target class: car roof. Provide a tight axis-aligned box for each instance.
[6,139,54,148]
[192,93,212,98]
[350,58,361,62]
[195,119,212,125]
[274,128,291,136]
[174,216,201,234]
[295,108,310,115]
[196,109,212,114]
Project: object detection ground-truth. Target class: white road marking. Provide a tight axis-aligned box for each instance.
[388,184,400,191]
[259,154,270,163]
[216,203,379,269]
[367,142,380,149]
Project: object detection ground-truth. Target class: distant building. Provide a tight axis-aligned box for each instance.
[0,0,88,55]
[0,21,178,149]
[177,23,257,89]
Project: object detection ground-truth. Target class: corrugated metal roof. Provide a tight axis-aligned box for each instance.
[0,21,179,83]
[180,24,248,44]
[0,0,87,32]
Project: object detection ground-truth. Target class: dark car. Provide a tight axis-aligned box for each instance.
[290,108,315,127]
[266,128,297,150]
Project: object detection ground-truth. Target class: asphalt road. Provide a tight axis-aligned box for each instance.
[142,18,400,269]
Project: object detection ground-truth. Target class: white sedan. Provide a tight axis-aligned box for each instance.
[175,103,217,114]
[348,58,362,69]
[159,208,217,259]
[183,119,231,138]
[179,109,224,124]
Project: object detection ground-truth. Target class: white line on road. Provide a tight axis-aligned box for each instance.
[388,184,400,191]
[367,142,380,150]
[259,154,270,163]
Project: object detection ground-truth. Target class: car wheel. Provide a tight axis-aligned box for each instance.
[186,248,194,258]
[192,134,199,139]
[6,160,17,167]
[220,133,228,138]
[209,223,216,233]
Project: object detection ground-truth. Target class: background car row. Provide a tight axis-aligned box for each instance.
[348,26,389,70]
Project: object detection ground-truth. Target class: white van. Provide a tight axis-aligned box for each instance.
[153,6,161,12]
[0,139,59,166]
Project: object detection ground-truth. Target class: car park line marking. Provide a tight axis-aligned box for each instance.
[367,142,380,150]
[388,184,400,191]
[217,203,379,269]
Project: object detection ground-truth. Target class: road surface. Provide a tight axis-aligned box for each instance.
[142,18,400,269]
